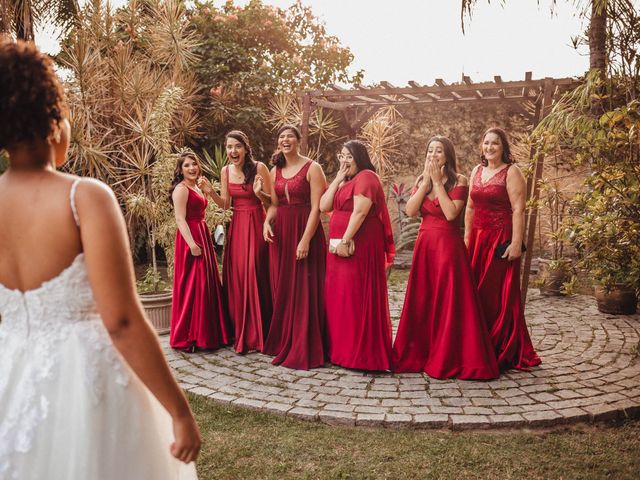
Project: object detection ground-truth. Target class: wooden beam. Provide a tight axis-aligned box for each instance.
[300,92,311,155]
[522,72,533,96]
[311,99,350,111]
[311,77,576,99]
[435,78,447,87]
[521,78,554,302]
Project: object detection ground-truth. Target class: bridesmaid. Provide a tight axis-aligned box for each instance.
[169,151,231,351]
[464,127,541,371]
[198,130,272,353]
[262,125,327,370]
[320,140,395,371]
[392,136,499,379]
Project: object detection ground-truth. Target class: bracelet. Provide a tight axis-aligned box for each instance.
[340,238,351,245]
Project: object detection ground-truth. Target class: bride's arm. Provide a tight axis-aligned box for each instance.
[75,179,201,464]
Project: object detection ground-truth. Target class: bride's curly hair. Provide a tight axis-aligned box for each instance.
[0,40,68,154]
[168,150,202,204]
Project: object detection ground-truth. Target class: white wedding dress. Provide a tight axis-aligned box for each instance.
[0,179,197,480]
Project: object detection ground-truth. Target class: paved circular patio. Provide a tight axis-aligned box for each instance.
[163,284,640,429]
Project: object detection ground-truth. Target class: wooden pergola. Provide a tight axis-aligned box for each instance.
[298,73,580,302]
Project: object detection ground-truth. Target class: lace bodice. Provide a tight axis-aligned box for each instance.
[470,165,513,230]
[0,180,130,478]
[274,161,313,206]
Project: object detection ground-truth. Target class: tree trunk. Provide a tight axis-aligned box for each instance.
[589,1,608,113]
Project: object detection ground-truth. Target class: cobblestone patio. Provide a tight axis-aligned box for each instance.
[164,284,640,429]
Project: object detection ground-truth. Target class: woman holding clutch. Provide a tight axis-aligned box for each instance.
[392,136,498,379]
[320,140,395,371]
[464,127,541,371]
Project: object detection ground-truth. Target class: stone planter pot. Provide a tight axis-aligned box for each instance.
[140,290,172,334]
[537,258,571,296]
[594,285,637,315]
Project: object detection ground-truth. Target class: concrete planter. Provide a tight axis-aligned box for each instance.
[594,285,637,315]
[140,290,172,334]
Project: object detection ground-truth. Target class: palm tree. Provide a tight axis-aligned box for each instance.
[0,0,78,41]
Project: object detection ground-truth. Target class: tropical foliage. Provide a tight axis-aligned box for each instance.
[0,0,78,41]
[58,0,226,287]
[532,1,640,293]
[191,0,362,159]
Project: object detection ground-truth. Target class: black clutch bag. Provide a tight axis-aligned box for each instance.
[494,241,527,259]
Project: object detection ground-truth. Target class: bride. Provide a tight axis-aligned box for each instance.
[0,41,200,479]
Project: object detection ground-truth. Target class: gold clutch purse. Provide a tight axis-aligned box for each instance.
[329,238,355,256]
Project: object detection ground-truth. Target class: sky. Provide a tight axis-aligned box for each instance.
[37,0,592,86]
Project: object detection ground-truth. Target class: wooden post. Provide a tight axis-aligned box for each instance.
[521,78,554,303]
[300,92,311,155]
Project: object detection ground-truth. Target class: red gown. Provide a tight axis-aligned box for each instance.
[170,187,232,351]
[392,185,499,379]
[325,170,395,371]
[223,175,272,353]
[467,165,541,370]
[263,161,326,370]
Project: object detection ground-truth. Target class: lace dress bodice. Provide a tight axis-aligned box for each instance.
[470,164,513,230]
[274,161,313,206]
[0,179,138,480]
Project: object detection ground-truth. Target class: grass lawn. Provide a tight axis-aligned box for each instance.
[189,393,640,479]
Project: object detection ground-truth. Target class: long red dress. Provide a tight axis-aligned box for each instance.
[263,161,326,370]
[223,174,272,353]
[467,165,541,370]
[392,185,499,379]
[325,170,395,371]
[170,187,232,351]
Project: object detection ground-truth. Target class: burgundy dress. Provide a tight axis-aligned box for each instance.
[223,172,272,353]
[392,185,499,379]
[467,165,541,370]
[263,161,326,370]
[325,170,395,371]
[170,187,231,351]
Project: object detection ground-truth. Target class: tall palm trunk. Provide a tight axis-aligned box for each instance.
[589,1,608,114]
[589,1,608,77]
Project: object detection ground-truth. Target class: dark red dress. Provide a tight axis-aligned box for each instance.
[392,185,499,379]
[223,172,272,353]
[170,187,231,351]
[325,170,395,371]
[467,165,541,370]
[263,161,326,370]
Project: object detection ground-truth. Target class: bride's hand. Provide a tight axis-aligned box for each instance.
[170,414,202,464]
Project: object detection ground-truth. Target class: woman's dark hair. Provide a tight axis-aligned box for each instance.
[480,127,515,166]
[416,135,459,194]
[343,139,376,177]
[225,130,257,186]
[168,150,202,204]
[0,40,68,151]
[271,124,302,168]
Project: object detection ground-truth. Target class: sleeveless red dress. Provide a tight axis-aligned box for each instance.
[223,172,272,353]
[467,165,541,370]
[263,161,326,370]
[170,187,231,351]
[325,170,395,371]
[392,185,499,379]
